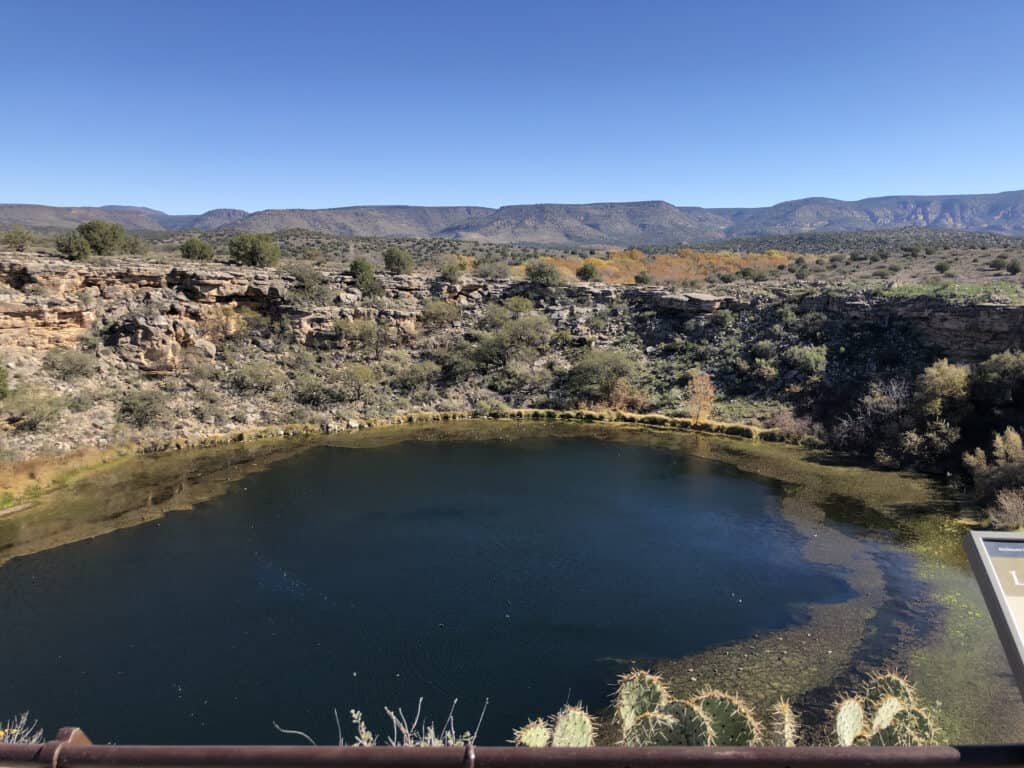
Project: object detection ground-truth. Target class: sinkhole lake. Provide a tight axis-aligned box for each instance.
[1,423,1022,745]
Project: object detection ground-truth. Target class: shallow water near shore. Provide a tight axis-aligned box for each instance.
[0,421,1021,745]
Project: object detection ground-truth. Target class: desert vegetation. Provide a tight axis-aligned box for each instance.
[4,227,1024,527]
[266,668,935,748]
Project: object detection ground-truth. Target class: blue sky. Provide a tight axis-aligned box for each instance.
[3,0,1022,213]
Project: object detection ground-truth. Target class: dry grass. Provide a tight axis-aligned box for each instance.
[509,248,800,285]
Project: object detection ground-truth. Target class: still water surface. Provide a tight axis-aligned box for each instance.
[1,436,886,743]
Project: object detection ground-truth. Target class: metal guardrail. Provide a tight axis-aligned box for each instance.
[3,729,1024,768]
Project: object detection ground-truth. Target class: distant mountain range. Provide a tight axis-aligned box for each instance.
[3,190,1024,246]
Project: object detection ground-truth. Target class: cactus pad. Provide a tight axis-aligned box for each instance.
[834,697,866,747]
[614,670,670,737]
[512,718,551,748]
[694,690,763,746]
[551,705,596,747]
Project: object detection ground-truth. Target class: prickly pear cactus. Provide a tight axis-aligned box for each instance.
[512,718,551,748]
[693,690,763,746]
[867,695,905,742]
[634,700,714,746]
[863,672,918,709]
[622,712,677,747]
[834,697,866,747]
[887,707,937,746]
[551,705,596,747]
[614,670,670,738]
[770,699,800,748]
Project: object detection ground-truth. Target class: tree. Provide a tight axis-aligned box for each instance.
[566,348,636,404]
[55,230,93,260]
[228,233,281,266]
[2,225,32,252]
[524,259,562,287]
[180,237,215,261]
[383,245,412,274]
[683,368,716,424]
[913,358,969,418]
[123,234,147,255]
[576,262,600,282]
[77,220,127,255]
[349,258,380,295]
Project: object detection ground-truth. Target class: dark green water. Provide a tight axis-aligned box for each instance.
[0,436,860,744]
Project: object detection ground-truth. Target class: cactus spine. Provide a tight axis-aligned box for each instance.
[834,697,866,747]
[633,700,714,746]
[770,699,800,748]
[693,690,764,746]
[512,718,551,748]
[613,670,670,738]
[834,674,936,747]
[550,705,596,747]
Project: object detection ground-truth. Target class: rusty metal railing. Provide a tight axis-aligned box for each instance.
[2,728,1024,768]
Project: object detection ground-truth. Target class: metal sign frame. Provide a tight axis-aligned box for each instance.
[964,530,1024,701]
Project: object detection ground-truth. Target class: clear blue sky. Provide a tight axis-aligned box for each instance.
[3,0,1022,213]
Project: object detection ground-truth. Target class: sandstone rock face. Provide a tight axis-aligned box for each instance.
[3,250,1024,459]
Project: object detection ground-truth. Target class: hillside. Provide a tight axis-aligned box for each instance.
[4,190,1024,245]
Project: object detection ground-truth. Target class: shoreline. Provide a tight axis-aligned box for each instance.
[0,407,800,514]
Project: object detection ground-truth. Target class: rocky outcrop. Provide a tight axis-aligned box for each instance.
[2,252,1023,375]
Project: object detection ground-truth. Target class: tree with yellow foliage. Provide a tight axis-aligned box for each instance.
[684,368,716,424]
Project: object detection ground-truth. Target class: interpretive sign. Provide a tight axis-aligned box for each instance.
[965,530,1024,701]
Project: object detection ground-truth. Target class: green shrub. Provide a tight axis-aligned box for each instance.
[913,358,969,418]
[634,271,653,285]
[783,344,828,375]
[43,348,97,379]
[440,257,466,282]
[935,261,951,274]
[55,230,93,260]
[228,233,281,266]
[524,259,562,287]
[2,225,32,252]
[286,263,332,304]
[123,234,147,255]
[567,348,636,404]
[335,363,377,401]
[477,314,554,366]
[77,220,127,255]
[383,245,412,275]
[576,262,600,282]
[231,363,285,393]
[420,299,460,328]
[7,388,64,432]
[336,318,381,355]
[180,237,214,261]
[974,350,1024,405]
[1009,259,1022,275]
[475,260,510,279]
[349,258,380,295]
[750,340,776,360]
[394,360,441,393]
[0,366,7,400]
[118,388,168,428]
